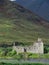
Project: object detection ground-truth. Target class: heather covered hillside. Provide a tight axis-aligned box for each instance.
[0,0,49,44]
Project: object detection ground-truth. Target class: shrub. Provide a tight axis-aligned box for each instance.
[29,54,40,59]
[7,47,12,52]
[44,47,48,54]
[13,54,21,60]
[7,50,17,56]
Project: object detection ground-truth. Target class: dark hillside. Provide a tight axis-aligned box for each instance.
[16,0,49,21]
[0,0,49,44]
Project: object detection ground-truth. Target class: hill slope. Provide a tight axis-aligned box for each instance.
[16,0,49,21]
[0,0,49,44]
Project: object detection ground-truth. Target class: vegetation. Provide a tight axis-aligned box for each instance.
[0,0,49,44]
[0,1,49,62]
[0,47,49,59]
[44,44,49,53]
[0,62,49,65]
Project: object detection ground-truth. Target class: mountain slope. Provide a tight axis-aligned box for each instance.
[16,0,49,21]
[0,0,49,44]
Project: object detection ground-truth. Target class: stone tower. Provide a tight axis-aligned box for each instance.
[37,38,44,54]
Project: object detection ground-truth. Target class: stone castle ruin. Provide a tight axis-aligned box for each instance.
[13,38,44,54]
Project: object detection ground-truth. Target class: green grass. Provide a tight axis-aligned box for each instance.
[0,62,49,65]
[0,17,49,44]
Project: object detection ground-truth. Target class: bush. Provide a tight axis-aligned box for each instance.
[7,50,17,56]
[0,51,6,56]
[13,54,21,60]
[7,47,12,52]
[44,47,48,54]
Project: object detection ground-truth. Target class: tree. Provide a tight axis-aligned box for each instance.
[44,47,48,54]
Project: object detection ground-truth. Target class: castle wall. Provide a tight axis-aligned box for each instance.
[13,46,24,54]
[13,39,44,54]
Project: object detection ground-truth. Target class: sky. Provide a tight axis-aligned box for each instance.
[10,0,16,1]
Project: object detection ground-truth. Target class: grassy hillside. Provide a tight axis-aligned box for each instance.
[0,1,49,44]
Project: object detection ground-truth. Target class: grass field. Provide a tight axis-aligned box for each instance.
[0,17,49,44]
[0,62,49,65]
